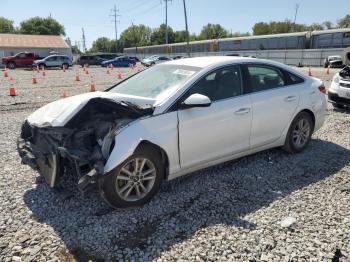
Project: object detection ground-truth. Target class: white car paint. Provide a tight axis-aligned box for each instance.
[329,73,350,100]
[26,56,327,181]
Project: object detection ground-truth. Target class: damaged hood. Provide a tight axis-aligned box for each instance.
[27,91,156,128]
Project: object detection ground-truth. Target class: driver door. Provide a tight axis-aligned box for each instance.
[177,65,252,169]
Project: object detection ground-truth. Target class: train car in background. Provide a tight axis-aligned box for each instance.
[310,28,350,49]
[124,28,350,56]
[218,32,308,51]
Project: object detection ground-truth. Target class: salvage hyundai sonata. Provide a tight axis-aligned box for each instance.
[18,57,326,208]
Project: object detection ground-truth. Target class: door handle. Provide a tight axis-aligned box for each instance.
[284,96,297,102]
[234,108,250,115]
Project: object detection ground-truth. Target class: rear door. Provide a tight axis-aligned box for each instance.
[244,64,300,147]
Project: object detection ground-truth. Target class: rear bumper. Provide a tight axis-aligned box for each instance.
[328,91,350,106]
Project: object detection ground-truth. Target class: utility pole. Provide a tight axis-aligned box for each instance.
[163,0,171,44]
[183,0,190,57]
[110,4,120,53]
[131,22,138,55]
[81,28,87,53]
[293,3,300,32]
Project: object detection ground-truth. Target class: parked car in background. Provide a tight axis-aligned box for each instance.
[2,52,40,69]
[328,65,350,108]
[141,55,171,67]
[18,56,326,208]
[101,56,136,67]
[33,55,73,69]
[76,55,106,67]
[324,55,344,68]
[128,56,140,62]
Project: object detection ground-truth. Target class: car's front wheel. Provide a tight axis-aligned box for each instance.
[283,112,314,153]
[7,62,16,69]
[101,144,163,208]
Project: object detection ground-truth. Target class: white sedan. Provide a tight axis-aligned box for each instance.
[18,57,326,208]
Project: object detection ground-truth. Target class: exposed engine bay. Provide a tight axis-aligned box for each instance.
[18,98,153,191]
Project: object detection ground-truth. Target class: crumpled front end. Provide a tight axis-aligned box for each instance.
[17,97,153,191]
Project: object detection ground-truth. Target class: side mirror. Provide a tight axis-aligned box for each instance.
[181,93,211,109]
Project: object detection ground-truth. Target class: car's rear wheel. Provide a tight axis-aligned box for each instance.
[38,63,46,70]
[283,112,314,153]
[7,62,15,69]
[62,63,69,69]
[101,145,163,208]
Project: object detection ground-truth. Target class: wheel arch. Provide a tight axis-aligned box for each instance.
[134,140,170,180]
[298,109,315,131]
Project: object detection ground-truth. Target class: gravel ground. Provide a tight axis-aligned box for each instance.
[0,65,349,261]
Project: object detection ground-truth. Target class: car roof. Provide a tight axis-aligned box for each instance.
[165,56,259,68]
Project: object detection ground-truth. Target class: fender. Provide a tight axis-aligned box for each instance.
[104,111,180,176]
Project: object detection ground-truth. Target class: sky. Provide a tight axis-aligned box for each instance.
[1,0,350,49]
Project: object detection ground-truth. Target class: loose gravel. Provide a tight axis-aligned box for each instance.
[0,65,349,262]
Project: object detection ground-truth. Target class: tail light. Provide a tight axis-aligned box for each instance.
[318,84,326,94]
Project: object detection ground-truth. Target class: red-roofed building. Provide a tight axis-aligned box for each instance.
[0,34,72,64]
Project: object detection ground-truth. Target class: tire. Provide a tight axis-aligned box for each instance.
[101,144,164,208]
[283,112,314,154]
[62,63,69,69]
[333,103,344,109]
[38,63,46,70]
[7,62,15,69]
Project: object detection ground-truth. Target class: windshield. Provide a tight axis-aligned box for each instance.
[109,64,200,99]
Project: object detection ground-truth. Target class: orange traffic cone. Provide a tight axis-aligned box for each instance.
[117,72,122,80]
[308,67,312,76]
[32,74,37,84]
[3,68,8,77]
[61,91,68,98]
[9,78,16,97]
[89,78,96,92]
[75,70,80,81]
[326,66,330,75]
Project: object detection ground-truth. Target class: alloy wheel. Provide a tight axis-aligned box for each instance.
[115,157,157,202]
[292,118,311,149]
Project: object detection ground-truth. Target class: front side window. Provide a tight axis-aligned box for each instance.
[186,65,243,102]
[247,65,285,92]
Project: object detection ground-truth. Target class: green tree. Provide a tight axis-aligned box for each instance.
[252,22,271,35]
[174,30,188,43]
[0,17,15,33]
[337,14,350,28]
[20,17,65,35]
[199,23,229,40]
[307,23,324,31]
[228,32,251,37]
[89,37,114,53]
[119,24,152,48]
[151,24,175,45]
[322,21,333,29]
[71,45,81,55]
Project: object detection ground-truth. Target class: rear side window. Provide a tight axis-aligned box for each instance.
[287,72,304,84]
[247,65,285,92]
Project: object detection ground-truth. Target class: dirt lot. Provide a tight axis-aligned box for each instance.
[0,64,349,261]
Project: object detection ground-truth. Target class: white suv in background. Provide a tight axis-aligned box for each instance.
[328,66,350,108]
